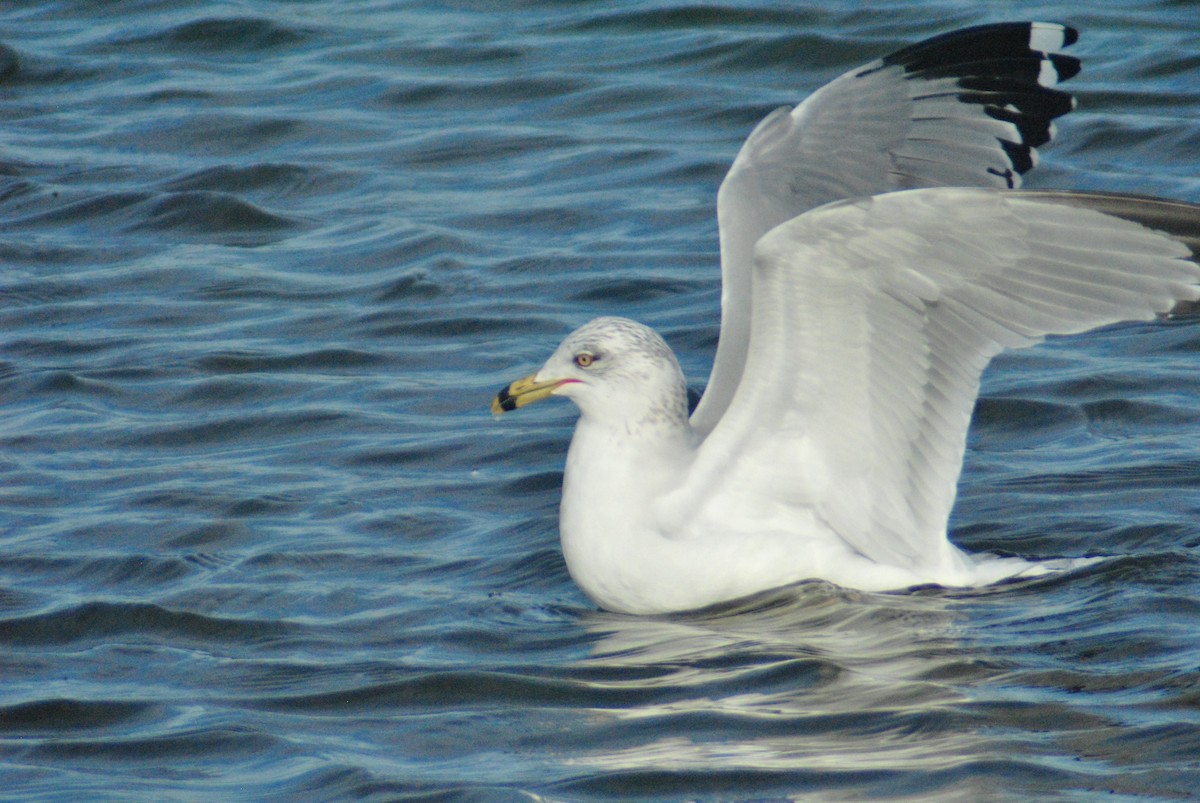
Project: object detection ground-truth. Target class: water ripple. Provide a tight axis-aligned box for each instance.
[2,1,1199,799]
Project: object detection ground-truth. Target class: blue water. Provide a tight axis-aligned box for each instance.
[2,1,1200,799]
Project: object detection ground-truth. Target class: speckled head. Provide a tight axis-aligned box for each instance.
[491,317,689,427]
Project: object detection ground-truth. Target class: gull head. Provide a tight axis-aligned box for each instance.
[491,316,689,428]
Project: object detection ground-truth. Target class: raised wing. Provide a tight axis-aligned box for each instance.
[688,188,1200,575]
[693,22,1081,435]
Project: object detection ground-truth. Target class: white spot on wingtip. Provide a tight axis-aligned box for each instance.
[1037,58,1059,87]
[1029,23,1067,54]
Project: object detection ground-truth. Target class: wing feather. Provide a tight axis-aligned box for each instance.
[694,22,1080,435]
[687,188,1200,576]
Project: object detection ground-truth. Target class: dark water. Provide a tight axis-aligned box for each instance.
[2,1,1199,799]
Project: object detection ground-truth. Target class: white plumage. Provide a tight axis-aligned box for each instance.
[491,24,1200,614]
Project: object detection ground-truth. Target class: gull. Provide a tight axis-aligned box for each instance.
[490,23,1200,614]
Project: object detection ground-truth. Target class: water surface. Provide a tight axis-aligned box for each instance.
[2,1,1200,799]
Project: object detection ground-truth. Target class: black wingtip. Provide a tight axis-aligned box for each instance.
[1050,52,1082,83]
[875,22,1083,180]
[881,22,1079,74]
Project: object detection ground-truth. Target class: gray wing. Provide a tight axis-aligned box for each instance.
[692,22,1081,434]
[686,188,1200,573]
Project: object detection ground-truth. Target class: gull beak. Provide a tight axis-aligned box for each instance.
[491,373,572,414]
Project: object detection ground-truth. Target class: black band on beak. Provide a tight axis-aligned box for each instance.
[495,384,519,412]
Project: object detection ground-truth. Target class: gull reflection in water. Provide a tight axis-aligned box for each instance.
[564,580,1017,791]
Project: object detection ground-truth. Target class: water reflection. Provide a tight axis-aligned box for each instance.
[563,583,1007,784]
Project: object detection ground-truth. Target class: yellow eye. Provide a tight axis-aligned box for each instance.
[574,352,595,368]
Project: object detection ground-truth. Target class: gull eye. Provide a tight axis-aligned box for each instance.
[574,352,595,368]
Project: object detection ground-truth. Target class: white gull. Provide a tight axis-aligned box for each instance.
[491,23,1200,614]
